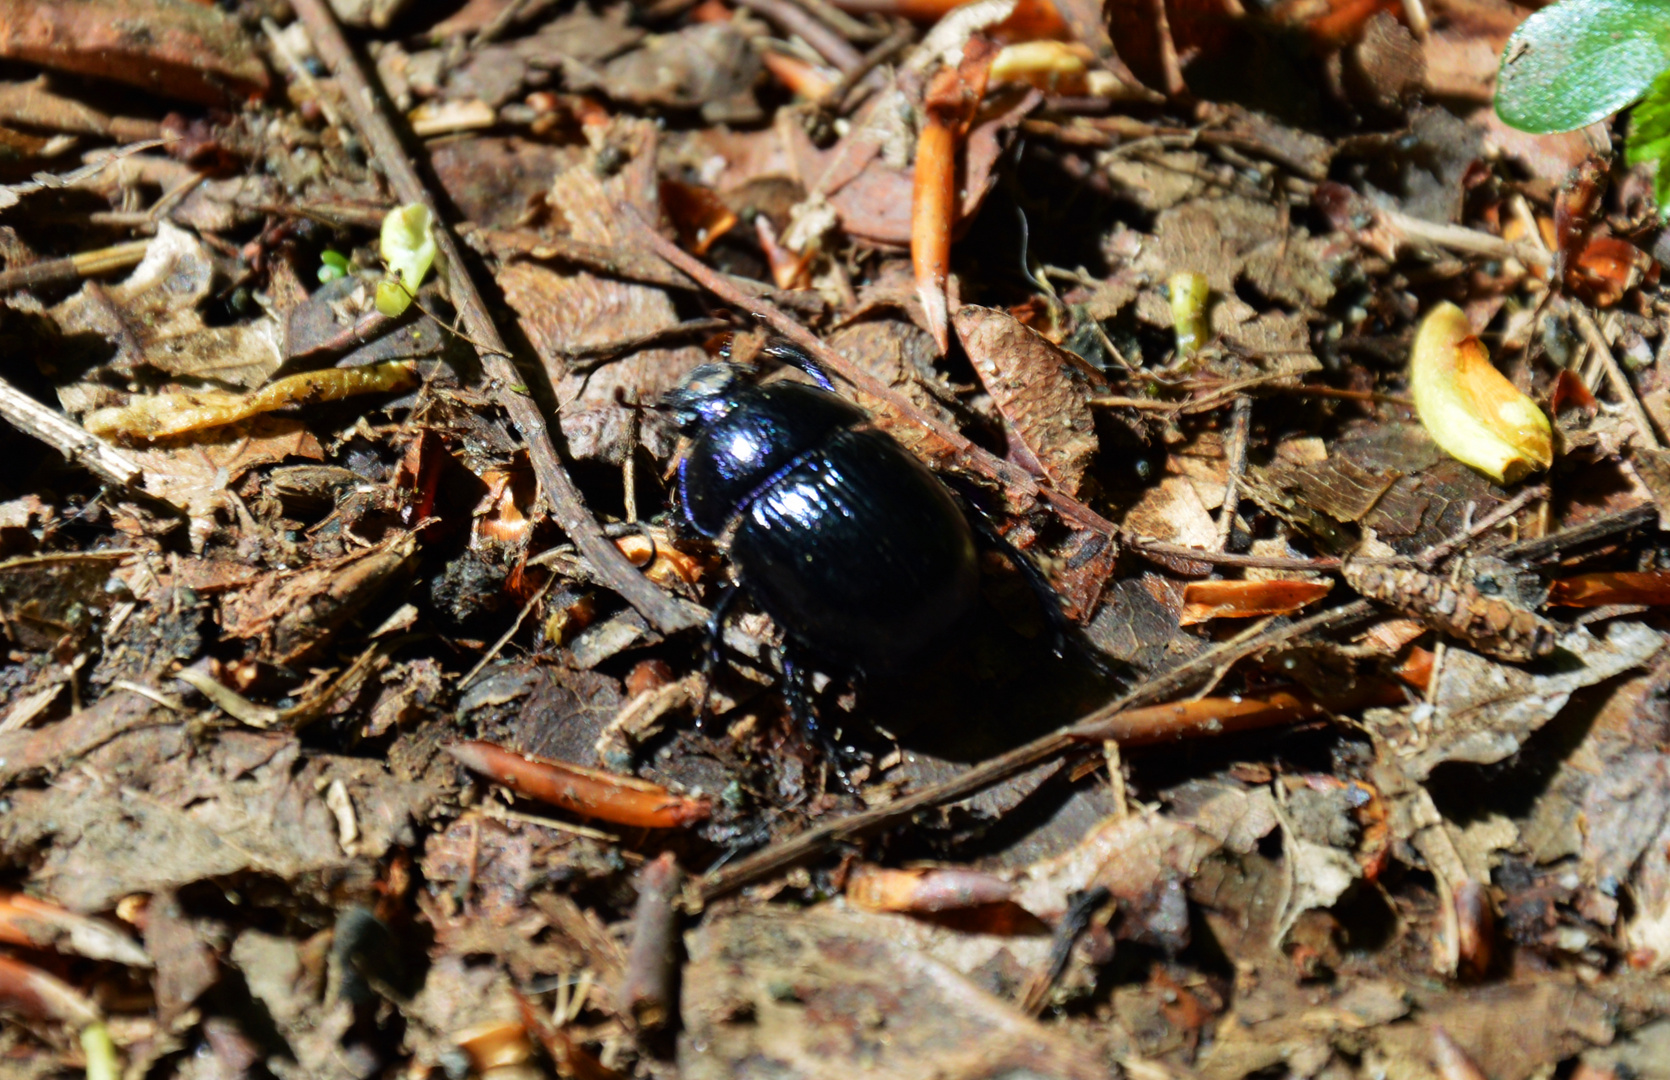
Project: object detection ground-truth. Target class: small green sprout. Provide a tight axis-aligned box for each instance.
[317,249,350,284]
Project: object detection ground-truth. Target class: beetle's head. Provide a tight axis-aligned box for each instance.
[662,363,747,434]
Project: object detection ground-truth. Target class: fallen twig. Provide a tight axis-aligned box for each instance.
[0,373,141,489]
[1125,540,1341,572]
[618,852,684,1032]
[734,0,864,71]
[566,316,734,369]
[0,137,170,212]
[1380,205,1553,268]
[1215,395,1251,550]
[1491,503,1657,564]
[1571,306,1661,450]
[622,206,1125,542]
[696,600,1371,899]
[0,238,151,293]
[0,952,100,1026]
[818,24,913,111]
[1414,483,1548,570]
[0,891,151,968]
[288,0,703,636]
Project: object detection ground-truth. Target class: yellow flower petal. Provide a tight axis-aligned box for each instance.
[1410,302,1552,483]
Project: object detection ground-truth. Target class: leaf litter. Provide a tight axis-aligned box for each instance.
[1,0,1669,1078]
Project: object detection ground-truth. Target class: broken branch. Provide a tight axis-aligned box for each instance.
[287,0,703,636]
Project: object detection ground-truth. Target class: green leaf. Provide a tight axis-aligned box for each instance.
[317,249,349,284]
[1630,69,1670,161]
[1496,0,1670,134]
[1629,69,1670,216]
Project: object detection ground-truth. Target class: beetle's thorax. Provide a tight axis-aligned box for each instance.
[677,381,868,537]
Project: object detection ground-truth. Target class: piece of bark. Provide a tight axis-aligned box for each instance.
[0,0,268,106]
[618,852,684,1032]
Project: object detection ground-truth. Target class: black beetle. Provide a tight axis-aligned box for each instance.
[665,341,1097,765]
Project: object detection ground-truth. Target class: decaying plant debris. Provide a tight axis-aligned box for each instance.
[5,0,1670,1077]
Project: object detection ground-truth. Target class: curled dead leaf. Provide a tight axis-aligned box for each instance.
[1546,570,1670,607]
[846,864,1016,913]
[1179,578,1332,625]
[445,740,710,828]
[85,362,420,441]
[1409,302,1551,483]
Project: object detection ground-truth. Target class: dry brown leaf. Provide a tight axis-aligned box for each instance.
[0,733,436,913]
[781,85,1036,247]
[682,906,1107,1080]
[218,534,416,666]
[1365,621,1663,778]
[0,552,123,652]
[52,222,282,393]
[954,305,1099,494]
[1010,810,1220,950]
[1122,476,1218,573]
[1133,194,1343,310]
[579,22,762,122]
[498,159,704,464]
[120,418,323,550]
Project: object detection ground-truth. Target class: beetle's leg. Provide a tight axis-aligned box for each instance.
[782,651,862,794]
[696,584,742,732]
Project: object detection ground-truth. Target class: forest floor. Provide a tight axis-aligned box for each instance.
[1,0,1668,1078]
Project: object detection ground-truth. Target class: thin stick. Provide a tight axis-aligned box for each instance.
[0,373,141,488]
[617,852,684,1032]
[792,0,886,43]
[819,24,913,111]
[1400,0,1430,36]
[733,0,863,72]
[473,227,820,313]
[1378,206,1552,268]
[0,137,171,211]
[459,573,557,690]
[1415,483,1547,569]
[477,803,620,843]
[1216,395,1251,551]
[289,0,702,636]
[1253,384,1412,406]
[1491,502,1657,564]
[263,16,342,128]
[1151,0,1186,98]
[1571,307,1661,450]
[696,600,1373,899]
[285,310,394,365]
[0,238,151,293]
[1092,383,1412,412]
[566,317,732,368]
[621,207,1125,542]
[1126,539,1340,571]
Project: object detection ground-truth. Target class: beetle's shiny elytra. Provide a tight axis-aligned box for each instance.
[669,363,980,674]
